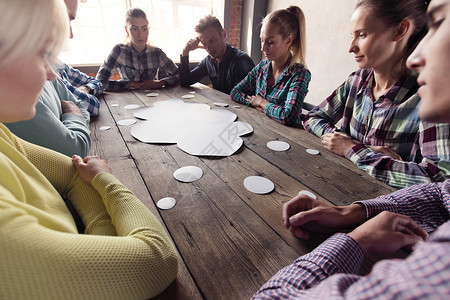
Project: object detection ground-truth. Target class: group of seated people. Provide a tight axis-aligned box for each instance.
[1,0,449,298]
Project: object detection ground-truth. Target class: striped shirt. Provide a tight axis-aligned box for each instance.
[303,68,421,160]
[253,181,450,299]
[54,61,103,117]
[347,121,450,188]
[96,44,179,91]
[230,59,311,126]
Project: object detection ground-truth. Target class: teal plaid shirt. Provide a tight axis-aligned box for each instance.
[230,59,311,126]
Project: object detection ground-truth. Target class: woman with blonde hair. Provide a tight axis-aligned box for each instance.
[0,0,178,298]
[231,6,311,126]
[97,8,179,91]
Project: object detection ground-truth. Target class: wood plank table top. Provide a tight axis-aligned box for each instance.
[89,84,398,300]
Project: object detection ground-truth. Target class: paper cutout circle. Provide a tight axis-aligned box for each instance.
[110,103,119,107]
[146,92,159,97]
[173,166,203,182]
[233,105,241,108]
[298,190,317,199]
[214,102,229,107]
[181,94,195,99]
[124,104,140,109]
[189,91,196,94]
[267,141,290,151]
[99,125,111,131]
[306,149,320,155]
[157,197,177,210]
[244,176,275,194]
[117,119,137,126]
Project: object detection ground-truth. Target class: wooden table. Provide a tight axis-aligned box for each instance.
[89,84,397,300]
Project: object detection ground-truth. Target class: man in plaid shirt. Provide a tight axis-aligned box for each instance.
[54,61,103,117]
[56,0,103,117]
[252,1,450,298]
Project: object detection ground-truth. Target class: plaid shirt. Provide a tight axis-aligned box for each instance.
[303,68,421,160]
[253,181,450,299]
[230,59,311,126]
[55,61,103,117]
[96,44,179,91]
[347,122,450,188]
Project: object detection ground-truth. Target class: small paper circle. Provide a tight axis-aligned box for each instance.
[306,149,320,155]
[99,125,111,131]
[146,92,159,97]
[244,176,275,194]
[110,103,119,107]
[173,166,203,182]
[124,104,140,109]
[233,105,241,108]
[214,102,229,107]
[189,91,196,94]
[181,94,195,99]
[298,190,317,199]
[157,197,177,210]
[267,141,290,151]
[117,119,137,126]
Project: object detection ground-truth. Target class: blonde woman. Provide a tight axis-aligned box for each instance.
[96,8,179,91]
[0,0,177,298]
[231,6,311,126]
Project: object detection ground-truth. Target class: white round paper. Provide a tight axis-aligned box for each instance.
[244,176,275,194]
[146,92,159,97]
[233,105,241,108]
[267,141,290,151]
[173,166,203,182]
[214,102,229,107]
[110,103,119,107]
[298,190,317,199]
[99,125,111,131]
[124,104,140,109]
[181,94,195,99]
[189,91,196,94]
[157,197,177,210]
[117,119,137,126]
[306,148,320,155]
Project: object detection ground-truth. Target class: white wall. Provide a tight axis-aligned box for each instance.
[266,0,358,105]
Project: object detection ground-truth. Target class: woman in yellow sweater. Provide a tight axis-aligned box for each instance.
[0,0,178,299]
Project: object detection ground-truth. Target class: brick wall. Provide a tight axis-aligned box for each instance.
[228,0,242,49]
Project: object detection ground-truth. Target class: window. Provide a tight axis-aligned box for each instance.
[60,0,224,66]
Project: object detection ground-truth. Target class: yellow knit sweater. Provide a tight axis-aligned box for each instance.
[0,123,178,299]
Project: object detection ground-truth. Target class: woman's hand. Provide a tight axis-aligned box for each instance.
[321,132,360,156]
[130,79,166,90]
[247,95,270,112]
[72,155,111,184]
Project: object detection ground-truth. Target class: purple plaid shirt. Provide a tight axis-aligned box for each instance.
[230,59,311,126]
[96,44,179,91]
[303,68,421,160]
[253,181,450,299]
[347,121,450,188]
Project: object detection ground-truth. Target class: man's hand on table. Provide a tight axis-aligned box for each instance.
[283,194,366,239]
[348,211,428,255]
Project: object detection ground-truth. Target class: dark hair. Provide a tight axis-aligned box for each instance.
[355,0,428,72]
[125,8,148,25]
[263,6,306,67]
[195,15,223,35]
